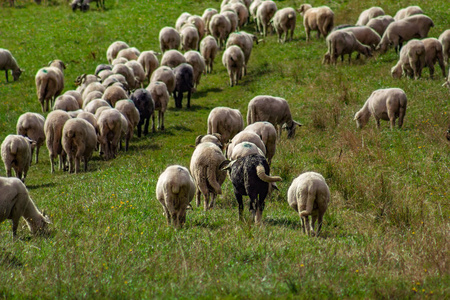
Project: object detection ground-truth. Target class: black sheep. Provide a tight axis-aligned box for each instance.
[173,63,194,108]
[130,89,155,137]
[220,154,281,224]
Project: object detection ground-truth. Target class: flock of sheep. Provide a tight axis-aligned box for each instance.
[0,0,449,238]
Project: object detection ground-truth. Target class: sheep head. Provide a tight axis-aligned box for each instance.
[354,110,370,129]
[12,68,23,81]
[283,121,302,138]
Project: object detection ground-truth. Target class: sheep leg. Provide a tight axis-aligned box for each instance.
[305,28,310,42]
[375,118,381,129]
[311,214,318,237]
[35,147,39,164]
[195,189,201,207]
[317,213,324,237]
[143,117,150,136]
[83,156,89,172]
[203,192,210,211]
[160,111,165,131]
[300,215,306,234]
[397,108,406,129]
[302,215,311,236]
[12,216,20,238]
[6,167,12,177]
[428,62,435,79]
[209,193,216,210]
[235,192,244,221]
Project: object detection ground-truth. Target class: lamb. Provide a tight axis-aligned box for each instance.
[175,12,192,31]
[146,81,169,131]
[102,85,128,107]
[207,106,244,148]
[243,121,277,165]
[180,24,200,51]
[222,45,245,87]
[117,47,140,61]
[354,88,407,129]
[366,15,395,37]
[97,108,123,160]
[106,41,129,64]
[189,141,227,211]
[159,27,181,53]
[298,4,334,41]
[220,154,281,224]
[271,7,296,43]
[226,31,258,75]
[84,99,111,114]
[391,40,426,80]
[62,118,97,173]
[150,66,176,94]
[53,94,80,112]
[225,131,267,160]
[115,100,140,151]
[35,59,66,112]
[130,89,155,137]
[439,30,450,66]
[44,110,71,173]
[394,6,424,21]
[422,38,446,79]
[209,13,232,49]
[202,8,218,35]
[156,165,196,228]
[324,30,372,65]
[161,49,187,68]
[200,35,219,73]
[187,15,206,43]
[137,51,160,83]
[339,26,381,51]
[0,177,50,238]
[247,95,302,138]
[377,15,434,54]
[1,135,36,182]
[355,6,385,26]
[287,172,330,236]
[256,0,277,37]
[184,50,206,89]
[16,112,45,164]
[0,49,23,82]
[173,63,194,108]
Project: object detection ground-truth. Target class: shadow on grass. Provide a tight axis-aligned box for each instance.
[128,143,162,151]
[167,104,209,112]
[193,87,223,98]
[27,182,56,190]
[264,216,302,230]
[0,249,22,268]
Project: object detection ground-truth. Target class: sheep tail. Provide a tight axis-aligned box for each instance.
[9,139,19,155]
[207,167,222,195]
[256,165,281,183]
[300,186,315,217]
[171,183,180,195]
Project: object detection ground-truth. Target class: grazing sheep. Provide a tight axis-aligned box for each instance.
[82,82,105,101]
[256,0,277,37]
[391,40,426,80]
[247,95,302,138]
[161,49,187,68]
[76,111,98,133]
[243,121,277,165]
[422,38,446,79]
[354,88,407,129]
[125,60,146,88]
[146,81,169,132]
[16,113,45,164]
[95,64,112,76]
[202,8,218,35]
[200,35,219,73]
[271,7,296,43]
[220,154,281,223]
[75,73,99,94]
[62,118,97,173]
[130,89,155,137]
[137,51,160,83]
[156,165,196,228]
[150,66,176,94]
[324,30,372,65]
[112,57,128,65]
[117,47,140,61]
[159,27,181,53]
[439,30,450,66]
[230,2,249,29]
[112,64,136,90]
[190,141,227,211]
[209,14,232,49]
[175,12,192,32]
[1,135,36,182]
[97,108,123,160]
[222,45,245,87]
[227,141,265,160]
[249,0,262,23]
[0,49,22,82]
[35,60,66,112]
[377,15,434,54]
[115,100,140,151]
[339,26,381,51]
[298,4,334,41]
[44,110,71,173]
[180,24,200,51]
[82,91,103,108]
[102,85,128,107]
[195,134,223,149]
[184,50,206,89]
[366,15,395,37]
[187,15,206,43]
[394,6,424,21]
[226,31,258,75]
[173,63,194,108]
[287,172,330,236]
[226,131,267,160]
[64,90,83,108]
[355,6,385,26]
[84,99,111,114]
[0,177,50,238]
[221,10,239,33]
[207,106,244,148]
[53,94,80,112]
[106,41,129,64]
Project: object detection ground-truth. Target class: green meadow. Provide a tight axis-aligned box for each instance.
[0,0,449,298]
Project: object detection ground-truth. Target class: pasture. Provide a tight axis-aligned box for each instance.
[0,0,449,298]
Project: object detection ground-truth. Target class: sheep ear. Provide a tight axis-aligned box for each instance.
[48,60,54,66]
[219,159,232,171]
[195,135,205,146]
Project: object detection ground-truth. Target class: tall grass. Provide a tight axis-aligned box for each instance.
[1,0,449,298]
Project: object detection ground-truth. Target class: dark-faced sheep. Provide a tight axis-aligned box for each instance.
[173,63,194,108]
[130,89,155,137]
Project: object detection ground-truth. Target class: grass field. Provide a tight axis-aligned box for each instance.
[1,0,449,298]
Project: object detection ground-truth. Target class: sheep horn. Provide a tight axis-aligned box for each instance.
[256,165,282,183]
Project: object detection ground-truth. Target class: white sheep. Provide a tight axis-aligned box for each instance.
[16,113,45,164]
[187,15,206,43]
[222,45,245,87]
[200,35,219,73]
[64,90,83,108]
[84,99,111,114]
[391,39,426,80]
[175,12,192,31]
[354,88,407,129]
[159,27,181,53]
[207,106,244,148]
[271,7,296,43]
[195,133,223,149]
[227,141,265,160]
[422,38,446,79]
[156,165,196,228]
[161,49,187,68]
[324,30,372,65]
[77,111,98,133]
[0,177,50,238]
[249,0,262,23]
[366,15,395,37]
[150,66,176,94]
[287,172,330,236]
[298,4,334,41]
[221,10,238,33]
[81,82,105,101]
[225,131,266,160]
[82,91,104,108]
[339,26,381,51]
[112,63,136,90]
[117,47,141,61]
[355,6,385,26]
[62,118,97,173]
[180,24,200,51]
[101,85,128,107]
[97,108,123,160]
[0,48,23,82]
[112,57,128,65]
[243,121,277,165]
[106,41,129,64]
[209,13,231,49]
[439,29,450,66]
[146,81,169,131]
[115,99,140,151]
[125,60,146,88]
[44,110,71,173]
[247,95,302,138]
[230,2,249,29]
[226,31,257,76]
[394,6,424,21]
[184,50,206,89]
[35,60,66,112]
[256,0,277,37]
[202,8,218,35]
[137,51,160,83]
[1,135,36,182]
[53,94,80,112]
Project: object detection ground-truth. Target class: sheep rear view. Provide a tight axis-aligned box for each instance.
[1,135,36,183]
